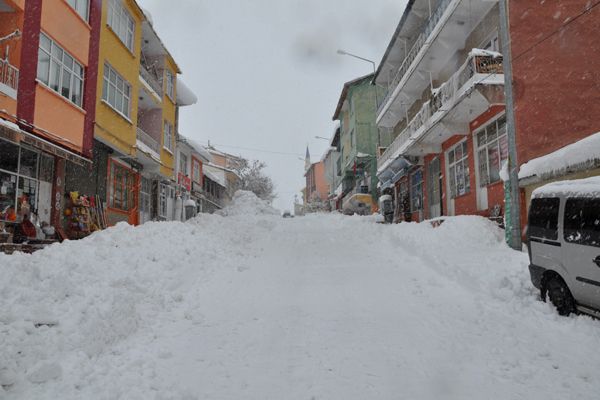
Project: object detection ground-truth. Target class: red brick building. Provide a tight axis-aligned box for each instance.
[510,1,600,213]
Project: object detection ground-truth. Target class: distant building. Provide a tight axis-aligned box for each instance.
[332,74,381,215]
[304,161,329,210]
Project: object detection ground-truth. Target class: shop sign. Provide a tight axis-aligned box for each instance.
[178,173,191,191]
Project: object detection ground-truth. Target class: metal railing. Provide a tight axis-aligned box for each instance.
[0,58,19,92]
[136,127,160,155]
[378,0,454,114]
[139,65,163,97]
[377,52,503,171]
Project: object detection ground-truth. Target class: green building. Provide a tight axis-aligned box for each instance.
[332,74,383,213]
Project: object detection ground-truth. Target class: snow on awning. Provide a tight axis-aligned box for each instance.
[177,79,198,106]
[204,165,227,188]
[533,176,600,198]
[519,131,600,183]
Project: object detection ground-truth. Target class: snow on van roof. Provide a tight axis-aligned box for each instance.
[533,176,600,198]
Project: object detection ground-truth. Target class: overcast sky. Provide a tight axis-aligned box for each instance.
[139,0,406,211]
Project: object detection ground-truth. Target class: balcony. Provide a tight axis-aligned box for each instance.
[378,51,504,173]
[139,65,163,98]
[0,58,19,99]
[136,127,160,160]
[376,0,499,128]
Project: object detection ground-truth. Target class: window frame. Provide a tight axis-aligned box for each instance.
[410,169,423,212]
[447,139,471,199]
[163,121,174,152]
[108,160,135,211]
[66,0,90,22]
[102,63,132,119]
[36,32,85,107]
[107,0,136,53]
[475,115,508,187]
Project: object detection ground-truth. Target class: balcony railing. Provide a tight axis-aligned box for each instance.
[0,58,19,95]
[377,51,503,171]
[136,127,160,156]
[378,0,454,114]
[139,65,163,97]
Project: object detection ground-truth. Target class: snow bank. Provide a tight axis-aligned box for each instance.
[519,131,600,181]
[216,191,279,217]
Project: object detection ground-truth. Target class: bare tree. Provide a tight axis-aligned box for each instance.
[233,159,276,203]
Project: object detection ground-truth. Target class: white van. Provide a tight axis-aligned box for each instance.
[527,177,600,317]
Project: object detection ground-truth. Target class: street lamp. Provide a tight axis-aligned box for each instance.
[337,49,376,75]
[315,136,330,141]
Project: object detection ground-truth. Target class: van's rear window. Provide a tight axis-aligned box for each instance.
[529,198,559,240]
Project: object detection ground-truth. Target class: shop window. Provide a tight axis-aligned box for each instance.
[140,177,151,216]
[36,33,84,107]
[476,116,508,187]
[564,198,600,247]
[18,177,37,216]
[447,140,470,198]
[19,147,39,178]
[109,161,135,211]
[410,169,423,212]
[159,183,168,218]
[0,138,19,173]
[529,198,559,241]
[102,63,132,118]
[0,172,17,221]
[66,0,90,21]
[39,155,55,183]
[107,0,135,52]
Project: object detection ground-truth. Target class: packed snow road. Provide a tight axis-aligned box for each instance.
[2,193,600,399]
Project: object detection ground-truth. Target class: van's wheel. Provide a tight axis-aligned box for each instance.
[545,277,576,316]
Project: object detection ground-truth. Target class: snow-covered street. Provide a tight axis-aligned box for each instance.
[2,193,600,399]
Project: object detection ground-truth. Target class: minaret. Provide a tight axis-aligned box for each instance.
[304,146,311,172]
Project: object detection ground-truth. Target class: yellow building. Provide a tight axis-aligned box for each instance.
[67,0,185,226]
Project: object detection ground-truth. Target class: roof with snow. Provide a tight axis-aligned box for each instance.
[178,135,213,163]
[176,79,198,106]
[204,165,227,188]
[519,131,600,182]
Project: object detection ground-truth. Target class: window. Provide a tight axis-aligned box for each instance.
[66,0,89,21]
[102,63,131,118]
[166,70,175,100]
[482,31,500,52]
[447,140,470,198]
[163,121,173,152]
[140,177,151,216]
[529,198,560,241]
[107,0,135,52]
[36,33,84,107]
[476,116,508,187]
[109,161,135,211]
[410,169,423,212]
[159,183,168,218]
[193,159,202,183]
[564,198,600,247]
[179,153,188,175]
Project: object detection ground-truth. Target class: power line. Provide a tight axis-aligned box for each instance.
[513,0,600,62]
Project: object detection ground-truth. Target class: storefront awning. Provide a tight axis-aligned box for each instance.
[0,120,90,166]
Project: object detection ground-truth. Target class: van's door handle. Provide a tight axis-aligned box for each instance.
[594,256,600,267]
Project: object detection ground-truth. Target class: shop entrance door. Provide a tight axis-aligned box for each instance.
[427,157,442,219]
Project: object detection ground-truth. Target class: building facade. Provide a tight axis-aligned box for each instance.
[509,1,600,226]
[332,74,381,215]
[0,0,101,233]
[375,0,505,223]
[304,161,329,210]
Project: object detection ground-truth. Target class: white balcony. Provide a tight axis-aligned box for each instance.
[0,58,18,99]
[376,0,499,129]
[378,51,504,174]
[136,127,161,172]
[139,65,163,101]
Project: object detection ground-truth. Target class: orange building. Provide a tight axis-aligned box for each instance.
[0,0,101,229]
[305,161,329,204]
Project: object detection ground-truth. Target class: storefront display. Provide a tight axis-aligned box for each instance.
[64,192,108,239]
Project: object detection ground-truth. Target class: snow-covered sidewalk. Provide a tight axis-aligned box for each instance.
[2,193,600,399]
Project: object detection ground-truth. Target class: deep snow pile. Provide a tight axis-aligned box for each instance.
[1,200,600,399]
[216,191,279,217]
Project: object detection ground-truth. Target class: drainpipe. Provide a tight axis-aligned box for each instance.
[499,0,522,251]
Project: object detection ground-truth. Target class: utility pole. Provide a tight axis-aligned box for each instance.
[499,0,522,250]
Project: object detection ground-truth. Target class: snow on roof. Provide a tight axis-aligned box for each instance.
[204,165,227,188]
[176,79,198,106]
[519,131,600,181]
[179,135,213,162]
[533,176,600,198]
[0,117,20,132]
[141,7,153,25]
